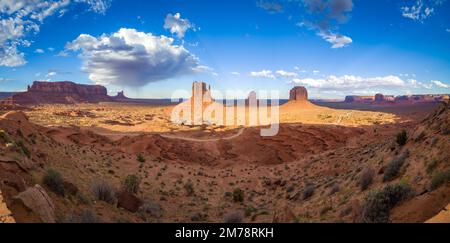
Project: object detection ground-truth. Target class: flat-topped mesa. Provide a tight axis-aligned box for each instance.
[346,93,449,104]
[289,86,308,102]
[345,95,374,103]
[11,81,113,105]
[192,81,213,103]
[28,81,107,95]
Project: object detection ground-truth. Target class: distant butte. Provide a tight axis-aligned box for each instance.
[345,93,449,105]
[1,81,129,105]
[289,86,308,102]
[283,86,319,109]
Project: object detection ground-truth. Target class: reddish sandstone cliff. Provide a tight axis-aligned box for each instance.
[10,81,114,105]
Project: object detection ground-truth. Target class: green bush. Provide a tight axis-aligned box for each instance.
[232,188,244,203]
[359,167,374,191]
[361,183,414,223]
[184,181,194,196]
[223,210,243,223]
[302,185,315,200]
[383,151,409,182]
[136,154,146,163]
[66,209,101,223]
[91,180,117,204]
[396,130,408,146]
[43,169,65,196]
[429,170,450,191]
[16,140,30,158]
[0,130,9,142]
[426,160,438,175]
[123,174,141,194]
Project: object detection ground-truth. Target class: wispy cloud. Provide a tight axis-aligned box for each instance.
[401,0,446,22]
[164,13,195,39]
[431,80,450,89]
[250,70,276,79]
[275,70,298,78]
[256,0,284,14]
[258,0,354,48]
[0,0,112,67]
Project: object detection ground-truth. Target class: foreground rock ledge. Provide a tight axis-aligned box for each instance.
[0,190,15,223]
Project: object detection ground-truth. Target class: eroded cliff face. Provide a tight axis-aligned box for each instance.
[289,86,308,101]
[10,81,114,105]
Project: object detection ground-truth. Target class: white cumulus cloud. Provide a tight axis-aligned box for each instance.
[431,80,450,89]
[275,70,298,78]
[163,13,194,39]
[250,70,276,79]
[291,75,407,90]
[66,28,205,87]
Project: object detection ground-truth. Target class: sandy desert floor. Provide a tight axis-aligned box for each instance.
[0,101,449,223]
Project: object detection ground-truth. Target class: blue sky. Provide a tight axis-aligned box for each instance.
[0,0,449,99]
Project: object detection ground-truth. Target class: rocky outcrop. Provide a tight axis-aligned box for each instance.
[289,86,308,101]
[117,190,142,213]
[113,91,130,101]
[0,190,15,223]
[426,204,450,223]
[12,185,56,223]
[10,81,113,105]
[346,94,449,104]
[345,96,375,103]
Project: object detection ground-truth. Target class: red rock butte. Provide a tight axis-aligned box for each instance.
[2,81,127,105]
[289,86,308,101]
[282,86,319,110]
[191,81,213,103]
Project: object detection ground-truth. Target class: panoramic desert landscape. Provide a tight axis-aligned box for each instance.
[0,80,449,223]
[1,0,450,227]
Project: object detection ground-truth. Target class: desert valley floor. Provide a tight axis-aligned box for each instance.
[0,100,449,223]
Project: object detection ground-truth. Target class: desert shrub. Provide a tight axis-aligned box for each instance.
[329,183,340,195]
[396,130,408,146]
[414,131,426,142]
[139,200,163,218]
[66,209,101,223]
[136,154,145,163]
[232,188,244,203]
[361,183,414,223]
[0,130,9,142]
[223,210,244,223]
[244,205,257,217]
[123,174,141,194]
[91,180,117,204]
[320,206,333,216]
[302,185,315,200]
[383,151,409,182]
[76,192,92,205]
[359,168,375,191]
[16,140,30,158]
[426,160,439,175]
[429,170,450,191]
[184,181,194,196]
[43,169,65,196]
